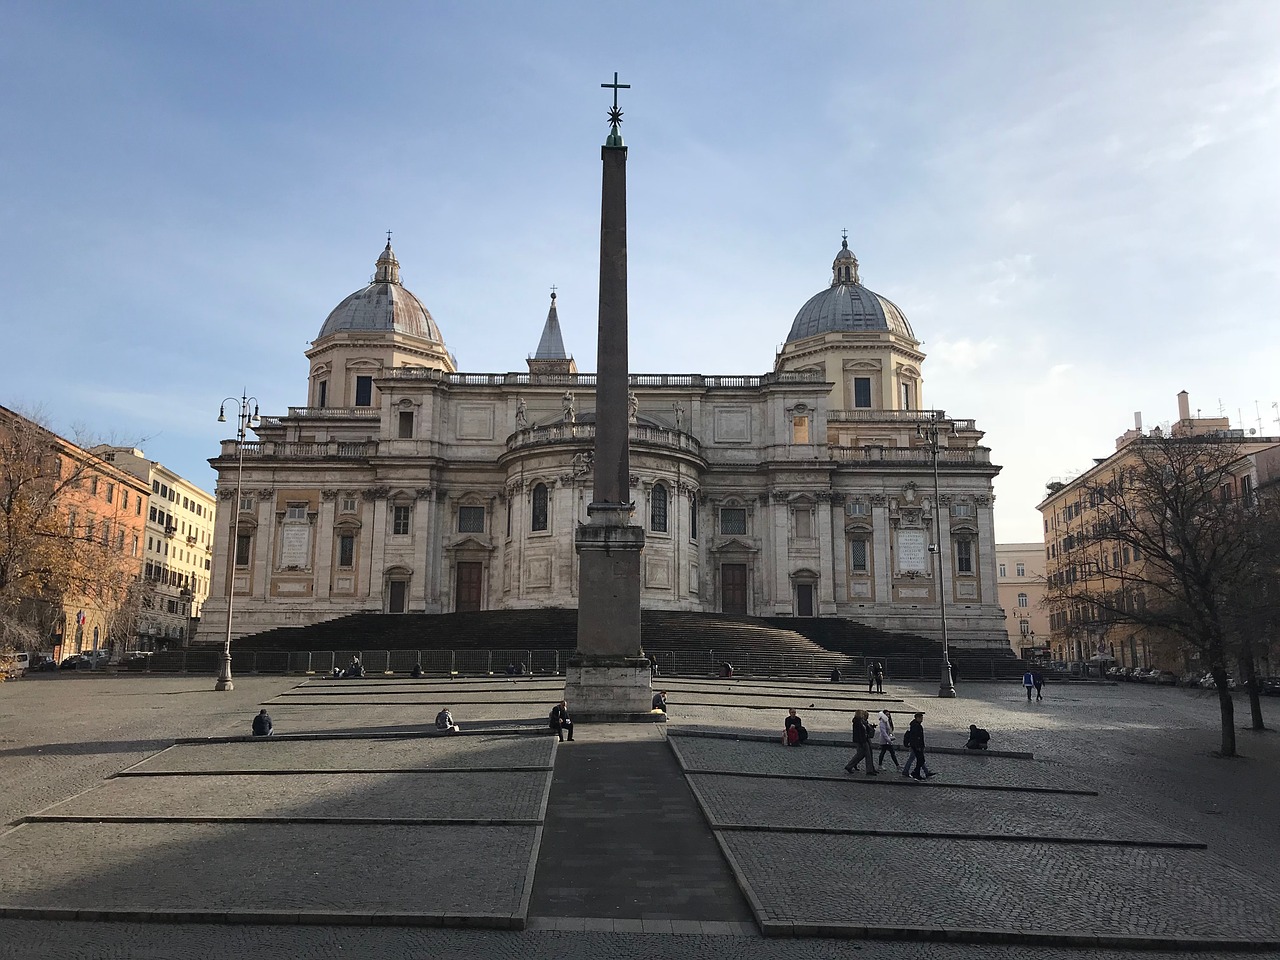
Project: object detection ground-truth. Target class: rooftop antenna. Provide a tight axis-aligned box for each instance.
[1273,401,1279,433]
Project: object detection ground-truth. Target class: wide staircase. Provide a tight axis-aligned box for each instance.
[222,608,1024,680]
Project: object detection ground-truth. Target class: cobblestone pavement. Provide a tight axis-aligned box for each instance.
[130,734,554,772]
[687,772,1193,842]
[0,821,535,915]
[670,736,1083,791]
[42,770,551,821]
[2,672,1279,957]
[0,920,1273,960]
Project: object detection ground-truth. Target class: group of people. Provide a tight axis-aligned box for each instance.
[330,656,365,679]
[827,661,887,693]
[844,708,935,779]
[1022,669,1046,702]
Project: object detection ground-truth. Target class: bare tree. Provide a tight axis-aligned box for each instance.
[1045,435,1278,757]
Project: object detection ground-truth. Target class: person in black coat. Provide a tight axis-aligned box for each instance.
[844,709,877,775]
[903,712,934,780]
[251,709,273,737]
[549,700,574,741]
[783,707,808,745]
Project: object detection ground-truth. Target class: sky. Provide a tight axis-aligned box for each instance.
[2,1,1277,542]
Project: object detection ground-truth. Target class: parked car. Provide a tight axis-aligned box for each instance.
[1155,670,1178,685]
[121,652,154,671]
[1135,668,1159,683]
[58,654,88,670]
[1262,677,1280,697]
[1177,672,1201,687]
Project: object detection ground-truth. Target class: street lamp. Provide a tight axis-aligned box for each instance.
[215,392,259,692]
[917,411,957,698]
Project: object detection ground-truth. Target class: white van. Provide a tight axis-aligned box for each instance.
[1,652,31,676]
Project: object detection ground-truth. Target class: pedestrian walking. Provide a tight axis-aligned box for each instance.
[844,709,878,775]
[874,708,900,770]
[1032,669,1044,702]
[902,711,934,780]
[1023,669,1035,702]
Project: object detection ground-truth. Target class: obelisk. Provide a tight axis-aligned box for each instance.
[563,73,655,718]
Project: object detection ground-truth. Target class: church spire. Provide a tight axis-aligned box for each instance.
[374,237,401,284]
[534,289,568,360]
[831,229,860,286]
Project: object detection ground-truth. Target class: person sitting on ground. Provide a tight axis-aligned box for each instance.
[722,661,734,679]
[830,666,842,683]
[965,724,991,750]
[410,662,424,679]
[517,662,528,676]
[251,709,273,737]
[331,665,343,679]
[345,656,364,679]
[505,663,517,676]
[550,699,574,741]
[652,690,668,713]
[435,707,460,733]
[783,707,808,746]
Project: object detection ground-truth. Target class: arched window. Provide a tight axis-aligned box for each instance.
[531,483,548,532]
[651,483,668,533]
[1017,592,1028,608]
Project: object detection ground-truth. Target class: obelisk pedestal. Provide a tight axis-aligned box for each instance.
[563,77,658,721]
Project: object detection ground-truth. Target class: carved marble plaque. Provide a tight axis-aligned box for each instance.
[713,407,751,443]
[280,524,311,568]
[526,556,552,588]
[895,529,928,574]
[457,404,496,440]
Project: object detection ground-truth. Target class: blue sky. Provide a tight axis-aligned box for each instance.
[2,1,1277,542]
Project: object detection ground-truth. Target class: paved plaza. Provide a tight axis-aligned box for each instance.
[1,669,1279,958]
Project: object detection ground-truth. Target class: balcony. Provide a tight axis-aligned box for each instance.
[506,422,702,457]
[828,445,992,465]
[218,440,379,460]
[827,409,978,432]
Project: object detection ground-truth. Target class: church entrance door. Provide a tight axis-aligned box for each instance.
[721,564,748,615]
[796,583,815,617]
[455,562,483,612]
[388,580,407,614]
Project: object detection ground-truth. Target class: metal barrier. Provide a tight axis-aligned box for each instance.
[121,648,1024,680]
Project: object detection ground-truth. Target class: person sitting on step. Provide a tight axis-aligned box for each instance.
[783,707,808,746]
[965,724,991,750]
[550,700,574,741]
[435,707,460,733]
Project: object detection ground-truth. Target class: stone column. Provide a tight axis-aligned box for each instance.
[566,135,653,718]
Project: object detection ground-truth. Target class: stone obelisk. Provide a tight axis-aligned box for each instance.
[563,73,655,718]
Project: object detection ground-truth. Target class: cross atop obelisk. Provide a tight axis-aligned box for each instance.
[601,71,630,147]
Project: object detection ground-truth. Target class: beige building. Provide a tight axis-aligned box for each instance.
[1037,391,1279,669]
[995,542,1049,657]
[96,448,217,647]
[202,237,1009,649]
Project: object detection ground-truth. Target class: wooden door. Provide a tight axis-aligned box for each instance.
[721,563,748,615]
[388,580,408,614]
[796,583,815,617]
[455,562,483,612]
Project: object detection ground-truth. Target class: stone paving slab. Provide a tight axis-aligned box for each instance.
[129,735,554,773]
[687,773,1195,844]
[721,832,1280,943]
[669,736,1080,791]
[40,770,550,822]
[0,822,536,920]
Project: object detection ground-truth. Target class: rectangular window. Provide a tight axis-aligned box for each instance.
[354,375,374,407]
[338,534,355,568]
[719,507,747,535]
[998,563,1007,578]
[689,494,698,540]
[132,534,139,557]
[117,531,125,551]
[341,496,357,513]
[1016,562,1025,577]
[105,482,114,504]
[846,500,868,517]
[458,506,485,533]
[85,518,95,539]
[397,411,414,439]
[794,508,813,540]
[791,415,809,444]
[950,502,972,518]
[956,539,973,574]
[136,498,142,515]
[1122,546,1131,565]
[91,477,99,496]
[392,504,411,535]
[853,377,872,408]
[1241,475,1254,505]
[235,534,251,566]
[153,479,161,494]
[240,496,254,511]
[901,382,913,410]
[286,503,307,520]
[850,538,868,572]
[318,380,328,408]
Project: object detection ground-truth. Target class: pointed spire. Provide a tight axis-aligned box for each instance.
[374,238,401,284]
[831,231,860,286]
[534,288,568,360]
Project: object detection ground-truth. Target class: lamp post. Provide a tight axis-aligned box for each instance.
[917,411,956,698]
[215,392,259,692]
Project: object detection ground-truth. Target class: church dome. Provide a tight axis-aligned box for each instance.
[785,237,914,343]
[316,241,444,343]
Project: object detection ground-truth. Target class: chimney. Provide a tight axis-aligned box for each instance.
[1134,412,1143,432]
[1177,391,1191,421]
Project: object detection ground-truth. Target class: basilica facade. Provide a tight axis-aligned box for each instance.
[201,237,1008,648]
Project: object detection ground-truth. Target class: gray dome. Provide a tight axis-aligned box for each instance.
[316,242,444,343]
[785,238,915,343]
